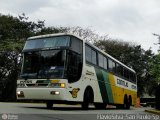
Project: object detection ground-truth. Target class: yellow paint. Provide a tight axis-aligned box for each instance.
[108,73,137,106]
[60,83,65,88]
[51,79,60,83]
[108,73,116,103]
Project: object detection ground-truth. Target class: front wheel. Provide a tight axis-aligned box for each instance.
[94,103,106,109]
[46,101,53,109]
[81,89,93,110]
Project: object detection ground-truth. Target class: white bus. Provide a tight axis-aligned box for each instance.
[17,33,137,109]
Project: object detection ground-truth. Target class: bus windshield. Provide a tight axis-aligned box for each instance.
[24,36,70,50]
[21,50,66,79]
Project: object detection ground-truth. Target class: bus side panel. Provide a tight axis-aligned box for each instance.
[94,67,114,103]
[94,67,137,106]
[108,73,124,104]
[112,75,137,106]
[65,64,103,103]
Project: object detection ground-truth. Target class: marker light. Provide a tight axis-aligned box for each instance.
[49,83,65,88]
[60,83,65,88]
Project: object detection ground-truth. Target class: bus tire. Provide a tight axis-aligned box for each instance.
[116,104,124,109]
[94,103,106,109]
[124,95,130,109]
[128,95,132,108]
[82,87,93,110]
[46,101,53,109]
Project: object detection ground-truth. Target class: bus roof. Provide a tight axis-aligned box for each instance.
[28,33,84,41]
[28,33,136,73]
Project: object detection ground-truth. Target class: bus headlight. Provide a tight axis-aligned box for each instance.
[50,91,60,95]
[17,91,24,97]
[48,83,65,88]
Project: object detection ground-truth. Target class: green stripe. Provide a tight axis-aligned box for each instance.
[95,67,114,103]
[102,70,114,103]
[95,68,108,103]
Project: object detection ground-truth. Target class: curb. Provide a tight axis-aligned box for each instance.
[145,109,160,115]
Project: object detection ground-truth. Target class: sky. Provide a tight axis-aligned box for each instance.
[0,0,160,53]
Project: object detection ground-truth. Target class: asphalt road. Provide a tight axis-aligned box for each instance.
[0,102,159,120]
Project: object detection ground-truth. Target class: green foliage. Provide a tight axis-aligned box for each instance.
[150,54,160,82]
[0,13,45,101]
[37,27,68,35]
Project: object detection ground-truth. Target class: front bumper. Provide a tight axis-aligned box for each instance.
[17,88,68,100]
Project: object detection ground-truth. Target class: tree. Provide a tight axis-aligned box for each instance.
[0,13,45,101]
[149,54,160,82]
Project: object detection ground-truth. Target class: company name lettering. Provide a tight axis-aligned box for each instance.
[20,80,32,84]
[117,79,128,87]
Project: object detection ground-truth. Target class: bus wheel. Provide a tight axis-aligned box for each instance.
[128,95,132,108]
[116,104,124,109]
[94,103,106,109]
[124,95,130,109]
[46,101,53,109]
[82,88,93,110]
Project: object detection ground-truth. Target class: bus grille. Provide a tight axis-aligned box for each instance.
[26,83,49,87]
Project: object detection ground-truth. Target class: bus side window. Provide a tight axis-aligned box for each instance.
[130,72,136,83]
[104,57,107,70]
[124,68,129,80]
[91,49,97,65]
[67,37,83,83]
[67,51,82,83]
[98,53,103,68]
[108,59,116,73]
[116,64,123,77]
[71,37,82,54]
[112,61,116,73]
[85,45,92,63]
[108,59,113,72]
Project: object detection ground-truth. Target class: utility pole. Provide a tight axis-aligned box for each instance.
[153,33,160,52]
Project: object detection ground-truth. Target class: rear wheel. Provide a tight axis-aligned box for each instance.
[124,95,130,109]
[116,104,124,109]
[46,101,53,109]
[128,95,132,109]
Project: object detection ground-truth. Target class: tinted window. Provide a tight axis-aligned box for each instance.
[85,45,92,62]
[112,61,116,72]
[85,45,97,65]
[108,59,116,73]
[71,37,82,54]
[67,50,82,83]
[24,36,70,50]
[104,57,107,69]
[124,68,129,79]
[91,50,97,65]
[108,59,113,71]
[130,72,136,82]
[98,53,103,67]
[22,50,66,79]
[116,64,123,77]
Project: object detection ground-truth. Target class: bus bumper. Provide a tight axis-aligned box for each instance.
[16,88,68,100]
